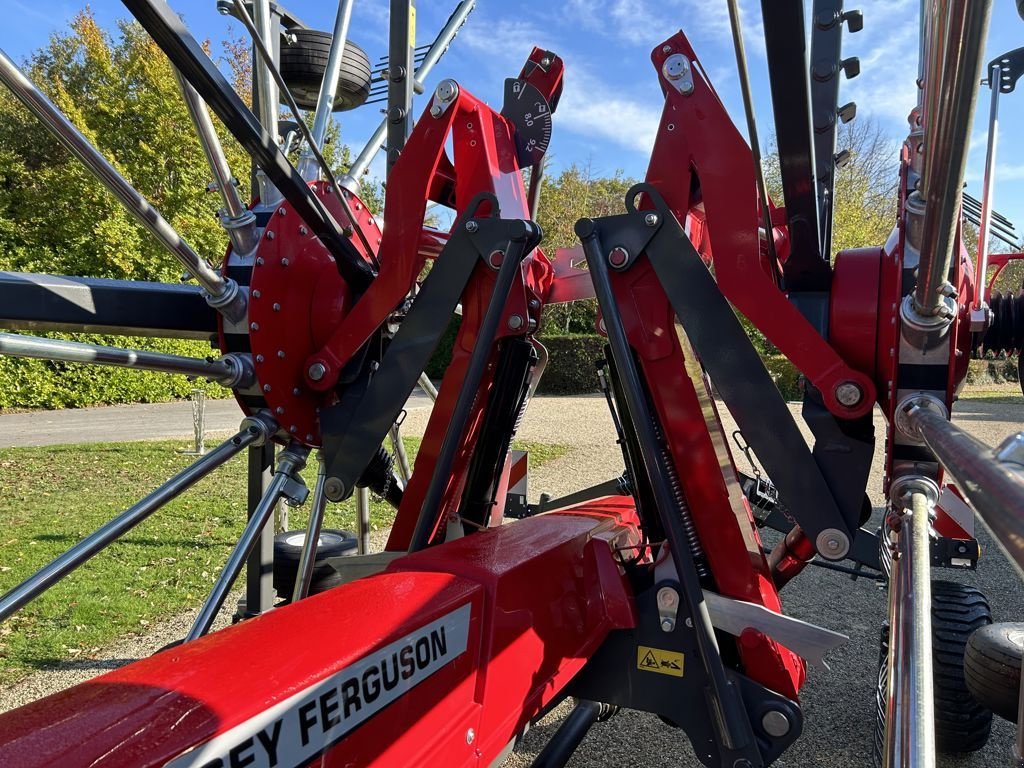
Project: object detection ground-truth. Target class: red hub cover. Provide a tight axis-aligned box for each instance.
[245,182,380,445]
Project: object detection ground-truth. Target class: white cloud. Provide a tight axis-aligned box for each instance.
[556,68,662,155]
[840,1,921,127]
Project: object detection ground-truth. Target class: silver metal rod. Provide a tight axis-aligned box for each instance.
[905,404,1024,577]
[883,493,936,768]
[251,0,282,207]
[187,444,308,640]
[356,486,370,555]
[974,65,1002,310]
[914,0,993,315]
[292,454,328,602]
[0,48,245,323]
[305,0,354,155]
[725,0,778,272]
[252,0,278,142]
[231,0,375,260]
[174,71,260,256]
[0,423,263,623]
[0,331,252,388]
[408,1,476,94]
[418,372,438,401]
[346,1,476,180]
[390,424,411,483]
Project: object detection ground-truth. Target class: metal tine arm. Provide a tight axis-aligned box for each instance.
[188,443,310,640]
[174,72,260,257]
[292,454,329,602]
[0,48,247,324]
[122,0,375,291]
[0,331,254,389]
[301,0,353,165]
[230,0,375,261]
[0,417,274,624]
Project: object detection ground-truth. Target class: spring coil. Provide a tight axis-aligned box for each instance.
[651,416,710,580]
[975,289,1024,356]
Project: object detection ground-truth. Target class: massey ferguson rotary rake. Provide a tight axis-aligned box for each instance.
[0,0,1023,766]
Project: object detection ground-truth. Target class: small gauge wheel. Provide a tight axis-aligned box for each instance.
[501,78,553,167]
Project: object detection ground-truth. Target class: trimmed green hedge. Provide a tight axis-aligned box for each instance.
[967,356,1020,385]
[0,333,230,410]
[426,326,807,399]
[535,335,605,395]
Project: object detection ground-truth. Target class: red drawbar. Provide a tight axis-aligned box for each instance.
[0,505,638,768]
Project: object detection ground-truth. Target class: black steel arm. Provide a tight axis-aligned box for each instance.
[120,0,375,292]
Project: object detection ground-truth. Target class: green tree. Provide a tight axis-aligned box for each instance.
[0,12,250,280]
[0,13,381,409]
[764,117,898,260]
[535,162,635,334]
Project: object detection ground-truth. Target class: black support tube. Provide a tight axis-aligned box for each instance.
[576,217,756,758]
[530,701,603,768]
[408,223,539,550]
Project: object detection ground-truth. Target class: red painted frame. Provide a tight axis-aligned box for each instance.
[0,503,640,768]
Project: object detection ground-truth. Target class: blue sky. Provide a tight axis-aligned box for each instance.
[3,0,1024,247]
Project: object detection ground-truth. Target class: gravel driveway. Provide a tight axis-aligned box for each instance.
[1,394,1022,767]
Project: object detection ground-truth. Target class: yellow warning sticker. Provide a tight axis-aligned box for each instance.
[637,646,685,677]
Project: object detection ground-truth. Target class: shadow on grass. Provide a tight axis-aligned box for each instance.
[27,657,138,672]
[30,533,232,549]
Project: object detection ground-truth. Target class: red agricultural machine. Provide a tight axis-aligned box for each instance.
[0,1,1023,766]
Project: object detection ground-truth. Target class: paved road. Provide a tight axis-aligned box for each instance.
[0,395,1021,767]
[0,389,433,448]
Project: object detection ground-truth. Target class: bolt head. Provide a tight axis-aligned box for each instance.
[645,213,659,227]
[656,586,679,609]
[660,618,675,632]
[662,53,690,81]
[815,528,850,560]
[324,478,345,501]
[662,45,673,53]
[308,362,327,381]
[435,79,458,102]
[834,381,863,407]
[430,104,443,118]
[466,728,475,744]
[299,226,308,236]
[465,220,479,233]
[608,246,630,268]
[507,314,524,330]
[761,710,791,738]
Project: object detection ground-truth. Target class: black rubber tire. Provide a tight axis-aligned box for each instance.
[965,622,1024,723]
[272,528,357,600]
[279,30,372,112]
[931,580,993,753]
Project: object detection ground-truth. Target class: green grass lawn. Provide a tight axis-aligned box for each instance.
[0,437,567,684]
[958,384,1022,404]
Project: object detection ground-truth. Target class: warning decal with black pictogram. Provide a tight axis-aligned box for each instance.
[636,645,685,677]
